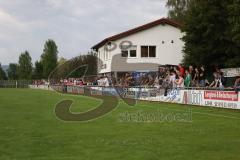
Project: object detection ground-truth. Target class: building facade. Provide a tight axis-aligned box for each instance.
[92,18,184,75]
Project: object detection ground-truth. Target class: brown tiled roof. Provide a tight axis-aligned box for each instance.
[92,18,182,50]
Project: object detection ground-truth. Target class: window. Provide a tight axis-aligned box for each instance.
[130,50,136,57]
[121,50,128,57]
[149,46,156,57]
[103,49,110,60]
[141,46,156,57]
[104,51,106,60]
[141,46,148,57]
[121,45,137,58]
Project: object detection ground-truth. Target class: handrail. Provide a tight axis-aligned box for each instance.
[48,84,235,91]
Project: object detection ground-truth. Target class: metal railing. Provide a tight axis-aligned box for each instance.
[0,80,32,88]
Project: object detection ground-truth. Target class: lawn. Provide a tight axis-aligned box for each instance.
[0,88,240,160]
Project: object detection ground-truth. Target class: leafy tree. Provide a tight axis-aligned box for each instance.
[0,63,7,80]
[49,52,97,80]
[18,51,32,79]
[41,39,58,78]
[182,0,240,67]
[33,61,43,79]
[227,0,240,44]
[69,52,97,78]
[58,57,67,66]
[7,63,18,80]
[166,0,192,23]
[225,0,240,66]
[85,52,98,76]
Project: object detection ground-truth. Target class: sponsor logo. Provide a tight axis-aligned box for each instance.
[168,88,181,101]
[183,90,203,105]
[204,101,238,109]
[204,91,238,101]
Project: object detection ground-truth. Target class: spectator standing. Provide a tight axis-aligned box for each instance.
[92,77,98,86]
[199,65,206,87]
[162,71,171,88]
[184,70,192,87]
[170,70,177,88]
[193,68,200,87]
[163,70,171,96]
[178,64,185,76]
[219,72,227,89]
[102,76,110,87]
[175,72,184,88]
[188,65,195,86]
[79,79,84,86]
[209,72,220,88]
[124,73,134,86]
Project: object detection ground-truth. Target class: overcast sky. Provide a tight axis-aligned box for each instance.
[0,0,167,65]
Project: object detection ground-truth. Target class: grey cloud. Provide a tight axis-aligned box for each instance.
[0,0,167,65]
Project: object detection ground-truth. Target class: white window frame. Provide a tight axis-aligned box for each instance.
[121,45,137,58]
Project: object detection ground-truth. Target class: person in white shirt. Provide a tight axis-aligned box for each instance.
[175,72,184,88]
[102,77,109,87]
[170,71,177,88]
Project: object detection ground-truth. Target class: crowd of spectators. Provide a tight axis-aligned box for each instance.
[33,80,48,86]
[33,64,240,92]
[116,64,229,89]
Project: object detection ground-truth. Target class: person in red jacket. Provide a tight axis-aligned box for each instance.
[178,64,185,77]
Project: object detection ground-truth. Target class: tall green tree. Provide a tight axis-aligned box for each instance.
[166,0,192,23]
[7,63,18,80]
[182,0,240,67]
[227,0,240,44]
[0,63,7,80]
[33,61,43,79]
[41,39,58,78]
[225,0,240,66]
[18,51,32,79]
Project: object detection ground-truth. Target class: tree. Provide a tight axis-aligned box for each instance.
[69,52,97,78]
[227,0,240,45]
[85,52,98,76]
[58,57,67,66]
[0,63,7,80]
[18,51,32,79]
[166,0,192,23]
[41,39,58,78]
[182,0,240,67]
[33,61,43,79]
[49,52,97,80]
[225,0,240,66]
[7,63,18,80]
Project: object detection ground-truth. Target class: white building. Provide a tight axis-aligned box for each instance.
[92,18,184,75]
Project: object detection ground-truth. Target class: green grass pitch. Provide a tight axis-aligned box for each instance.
[0,88,240,160]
